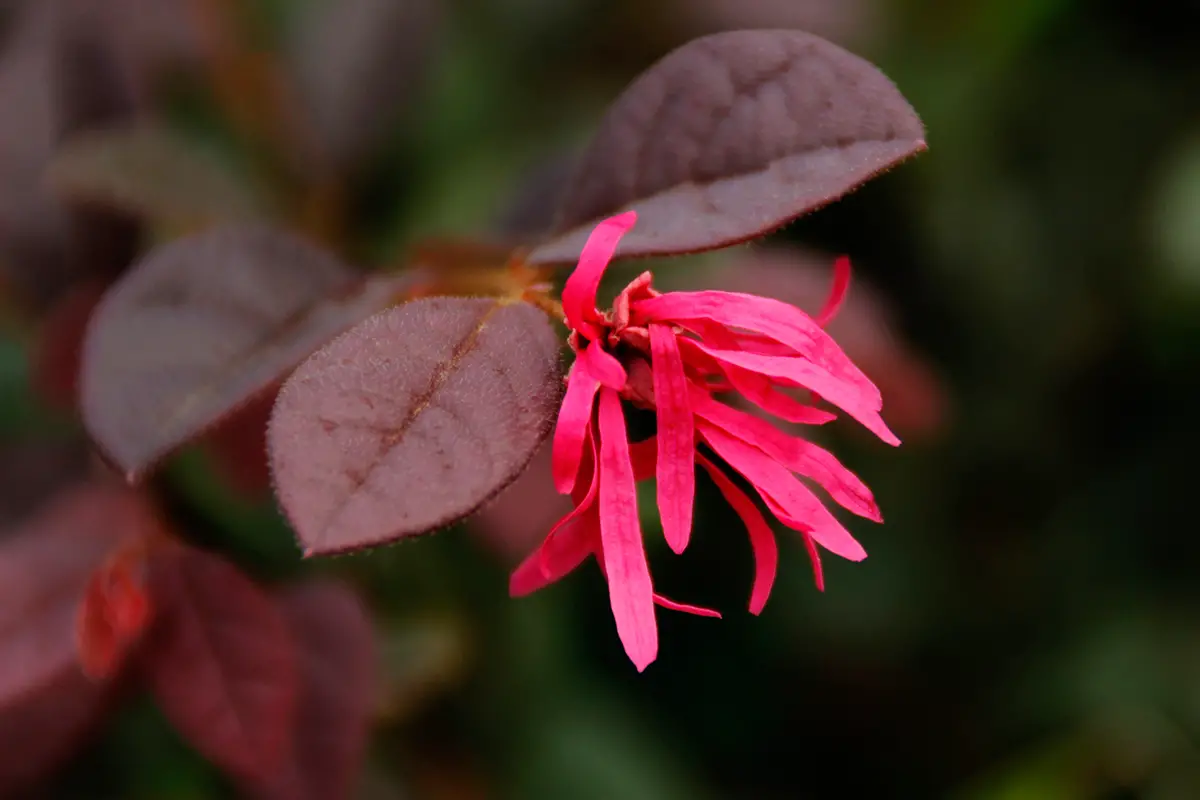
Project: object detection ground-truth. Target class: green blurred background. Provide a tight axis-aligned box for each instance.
[5,0,1200,797]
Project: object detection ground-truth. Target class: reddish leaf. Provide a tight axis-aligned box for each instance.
[249,580,378,800]
[0,2,72,308]
[0,667,109,793]
[0,483,162,791]
[141,545,298,784]
[0,439,89,528]
[52,0,145,286]
[30,281,106,412]
[80,225,409,482]
[289,0,441,170]
[51,0,141,140]
[46,126,269,228]
[269,297,563,555]
[202,386,277,500]
[80,0,209,83]
[528,30,926,264]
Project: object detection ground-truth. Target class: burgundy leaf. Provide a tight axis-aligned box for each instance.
[0,667,109,794]
[30,280,106,412]
[0,1,72,308]
[84,0,209,83]
[0,483,162,792]
[527,30,925,264]
[51,0,141,140]
[141,545,298,784]
[52,0,145,286]
[289,0,441,171]
[249,580,378,800]
[0,439,89,528]
[203,387,279,500]
[46,126,269,228]
[269,297,563,555]
[80,225,410,482]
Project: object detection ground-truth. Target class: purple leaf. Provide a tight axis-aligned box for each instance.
[46,125,269,228]
[289,0,441,171]
[141,545,298,785]
[268,297,563,555]
[80,225,410,482]
[0,438,89,528]
[528,29,925,264]
[248,580,378,800]
[51,0,145,287]
[0,2,71,308]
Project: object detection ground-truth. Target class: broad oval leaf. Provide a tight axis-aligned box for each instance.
[46,126,268,228]
[141,545,298,784]
[80,225,411,481]
[527,29,926,264]
[269,297,563,555]
[249,580,378,800]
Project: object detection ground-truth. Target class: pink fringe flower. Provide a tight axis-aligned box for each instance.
[510,211,899,671]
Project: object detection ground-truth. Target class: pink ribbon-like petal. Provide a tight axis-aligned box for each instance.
[800,528,825,592]
[628,436,658,481]
[683,339,900,446]
[690,388,881,522]
[561,211,637,337]
[696,454,778,614]
[815,256,852,328]
[633,290,881,407]
[649,324,694,554]
[653,592,722,618]
[510,508,597,596]
[540,429,601,578]
[597,388,657,671]
[698,422,868,562]
[679,324,836,426]
[579,341,627,391]
[552,360,601,494]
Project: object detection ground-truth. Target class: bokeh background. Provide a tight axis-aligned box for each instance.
[4,0,1200,797]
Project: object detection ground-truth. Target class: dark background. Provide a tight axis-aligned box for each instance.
[3,0,1200,797]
